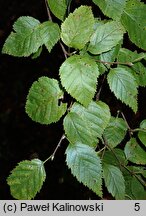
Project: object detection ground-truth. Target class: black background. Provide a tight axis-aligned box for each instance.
[0,0,146,199]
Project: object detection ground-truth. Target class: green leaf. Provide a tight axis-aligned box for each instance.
[129,176,146,199]
[40,21,60,52]
[138,120,146,147]
[64,101,111,147]
[103,163,125,200]
[61,6,94,49]
[92,0,127,20]
[59,55,99,106]
[107,67,138,112]
[25,77,67,124]
[118,48,146,86]
[2,17,60,56]
[48,0,67,21]
[121,0,146,50]
[123,167,146,199]
[31,47,42,59]
[127,166,146,179]
[63,112,96,147]
[66,142,102,197]
[102,148,128,166]
[71,101,111,139]
[80,43,121,75]
[118,48,146,64]
[103,117,127,148]
[7,159,46,200]
[88,21,125,54]
[99,43,121,70]
[124,138,146,165]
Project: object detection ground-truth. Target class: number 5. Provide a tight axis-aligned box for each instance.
[134,203,140,211]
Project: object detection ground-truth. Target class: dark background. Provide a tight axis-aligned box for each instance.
[0,0,146,200]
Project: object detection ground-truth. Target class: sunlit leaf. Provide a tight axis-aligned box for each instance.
[88,21,125,54]
[61,6,94,49]
[64,101,110,147]
[7,159,46,200]
[2,17,60,56]
[92,0,127,20]
[48,0,67,21]
[25,77,67,124]
[59,55,99,106]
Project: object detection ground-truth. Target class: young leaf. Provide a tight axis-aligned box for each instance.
[61,6,94,49]
[47,0,67,21]
[107,67,138,112]
[103,163,125,199]
[124,138,146,165]
[2,17,60,56]
[7,159,46,200]
[25,77,67,124]
[88,21,125,55]
[92,0,127,20]
[71,101,111,139]
[63,101,111,147]
[59,55,99,106]
[121,0,146,50]
[103,117,127,148]
[66,142,102,197]
[138,120,146,147]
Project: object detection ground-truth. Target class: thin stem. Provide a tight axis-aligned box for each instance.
[67,0,73,15]
[120,112,131,130]
[103,136,122,169]
[120,111,133,136]
[131,128,146,133]
[102,136,146,188]
[123,166,146,188]
[125,194,133,200]
[96,74,106,101]
[59,42,68,59]
[43,134,66,164]
[96,59,134,67]
[45,0,52,21]
[97,146,107,160]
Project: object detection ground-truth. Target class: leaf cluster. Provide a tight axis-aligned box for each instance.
[2,0,146,200]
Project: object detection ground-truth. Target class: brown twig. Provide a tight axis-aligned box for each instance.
[43,134,66,163]
[96,59,134,67]
[45,0,52,21]
[102,136,146,188]
[120,111,133,136]
[96,74,106,101]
